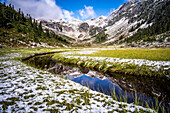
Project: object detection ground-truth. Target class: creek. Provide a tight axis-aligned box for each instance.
[24,54,170,112]
[65,74,169,112]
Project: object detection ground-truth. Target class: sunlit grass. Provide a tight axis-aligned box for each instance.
[52,55,169,77]
[71,49,170,61]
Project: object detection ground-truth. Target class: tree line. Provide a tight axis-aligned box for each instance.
[0,2,69,44]
[124,1,170,43]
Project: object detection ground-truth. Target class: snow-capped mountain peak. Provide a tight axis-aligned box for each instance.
[40,0,170,46]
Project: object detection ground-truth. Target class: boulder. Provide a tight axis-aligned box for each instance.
[48,63,64,74]
[80,68,89,74]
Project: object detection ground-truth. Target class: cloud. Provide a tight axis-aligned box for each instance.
[108,8,116,15]
[79,5,96,20]
[124,0,136,2]
[63,10,74,20]
[124,0,130,2]
[6,0,74,20]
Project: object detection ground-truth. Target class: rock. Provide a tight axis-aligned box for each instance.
[78,34,84,38]
[64,66,73,71]
[91,75,95,78]
[63,26,74,32]
[48,63,64,74]
[80,68,89,74]
[72,67,80,72]
[99,76,104,79]
[55,64,64,73]
[78,22,89,32]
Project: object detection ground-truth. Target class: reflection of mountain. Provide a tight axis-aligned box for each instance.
[71,75,123,96]
[68,75,125,96]
[67,74,169,112]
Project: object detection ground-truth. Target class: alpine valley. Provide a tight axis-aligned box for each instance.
[0,0,170,113]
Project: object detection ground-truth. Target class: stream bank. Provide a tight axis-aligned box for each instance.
[23,53,170,105]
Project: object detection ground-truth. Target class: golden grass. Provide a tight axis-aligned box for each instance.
[73,49,170,61]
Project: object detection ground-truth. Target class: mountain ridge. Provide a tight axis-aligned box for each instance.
[40,0,170,47]
[0,0,170,48]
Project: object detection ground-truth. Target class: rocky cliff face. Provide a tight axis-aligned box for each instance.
[40,0,170,46]
[40,16,107,42]
[104,0,170,44]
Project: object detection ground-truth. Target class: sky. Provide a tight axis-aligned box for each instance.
[0,0,131,21]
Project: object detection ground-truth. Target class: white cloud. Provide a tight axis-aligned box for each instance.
[79,5,96,20]
[6,0,74,20]
[108,8,116,15]
[124,0,131,2]
[124,0,136,2]
[63,10,74,20]
[79,9,85,17]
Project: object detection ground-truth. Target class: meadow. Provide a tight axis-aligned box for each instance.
[55,48,170,77]
[0,47,169,112]
[0,48,158,113]
[69,48,170,61]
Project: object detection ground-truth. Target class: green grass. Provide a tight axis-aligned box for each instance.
[52,55,169,77]
[4,47,167,77]
[71,49,170,61]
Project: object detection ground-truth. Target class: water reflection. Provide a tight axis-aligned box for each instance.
[65,74,169,112]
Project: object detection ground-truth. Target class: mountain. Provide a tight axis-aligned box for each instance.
[41,0,170,47]
[40,16,107,46]
[105,0,170,47]
[0,0,170,48]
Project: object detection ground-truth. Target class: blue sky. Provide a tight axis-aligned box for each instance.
[0,0,130,21]
[56,0,127,19]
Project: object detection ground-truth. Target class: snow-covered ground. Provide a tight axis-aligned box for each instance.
[62,50,97,55]
[85,16,107,28]
[61,49,170,72]
[105,17,129,39]
[0,52,155,112]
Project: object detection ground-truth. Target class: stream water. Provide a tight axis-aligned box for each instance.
[65,74,170,112]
